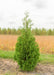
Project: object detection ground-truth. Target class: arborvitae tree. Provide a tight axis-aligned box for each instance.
[14,12,40,71]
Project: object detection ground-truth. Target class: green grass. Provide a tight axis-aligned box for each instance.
[39,54,54,64]
[0,50,14,59]
[0,50,54,64]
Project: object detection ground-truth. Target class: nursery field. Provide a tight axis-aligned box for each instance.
[0,35,54,54]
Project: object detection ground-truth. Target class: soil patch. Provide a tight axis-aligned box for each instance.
[0,58,54,75]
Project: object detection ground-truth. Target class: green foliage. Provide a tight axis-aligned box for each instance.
[0,50,54,64]
[47,29,53,35]
[0,27,54,35]
[35,28,40,35]
[11,28,17,35]
[7,28,11,34]
[52,29,54,35]
[2,28,7,34]
[0,27,1,34]
[14,12,40,71]
[17,28,22,35]
[41,28,47,35]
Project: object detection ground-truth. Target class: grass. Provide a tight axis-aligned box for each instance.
[39,54,54,64]
[0,50,14,59]
[0,50,54,64]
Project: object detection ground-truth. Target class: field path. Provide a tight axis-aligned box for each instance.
[0,58,54,75]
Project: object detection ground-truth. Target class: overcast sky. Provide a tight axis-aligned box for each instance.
[0,0,54,29]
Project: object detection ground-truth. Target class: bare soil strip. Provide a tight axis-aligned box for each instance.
[0,58,54,75]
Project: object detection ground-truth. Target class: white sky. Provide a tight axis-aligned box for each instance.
[0,0,54,29]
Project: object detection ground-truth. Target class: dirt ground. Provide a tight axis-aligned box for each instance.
[0,58,54,75]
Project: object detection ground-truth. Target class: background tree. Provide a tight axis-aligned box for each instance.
[0,27,54,35]
[11,28,17,35]
[35,28,40,35]
[47,29,52,35]
[41,28,47,35]
[2,28,7,34]
[0,28,1,34]
[32,29,35,35]
[17,28,22,35]
[7,28,11,34]
[52,29,54,35]
[14,12,40,71]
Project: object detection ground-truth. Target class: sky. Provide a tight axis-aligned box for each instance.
[0,0,54,29]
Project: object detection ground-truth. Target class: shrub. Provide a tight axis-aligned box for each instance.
[14,12,40,71]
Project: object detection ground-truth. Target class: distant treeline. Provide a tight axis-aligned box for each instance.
[0,28,54,35]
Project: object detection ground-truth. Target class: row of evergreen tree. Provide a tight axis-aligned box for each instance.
[0,27,54,35]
